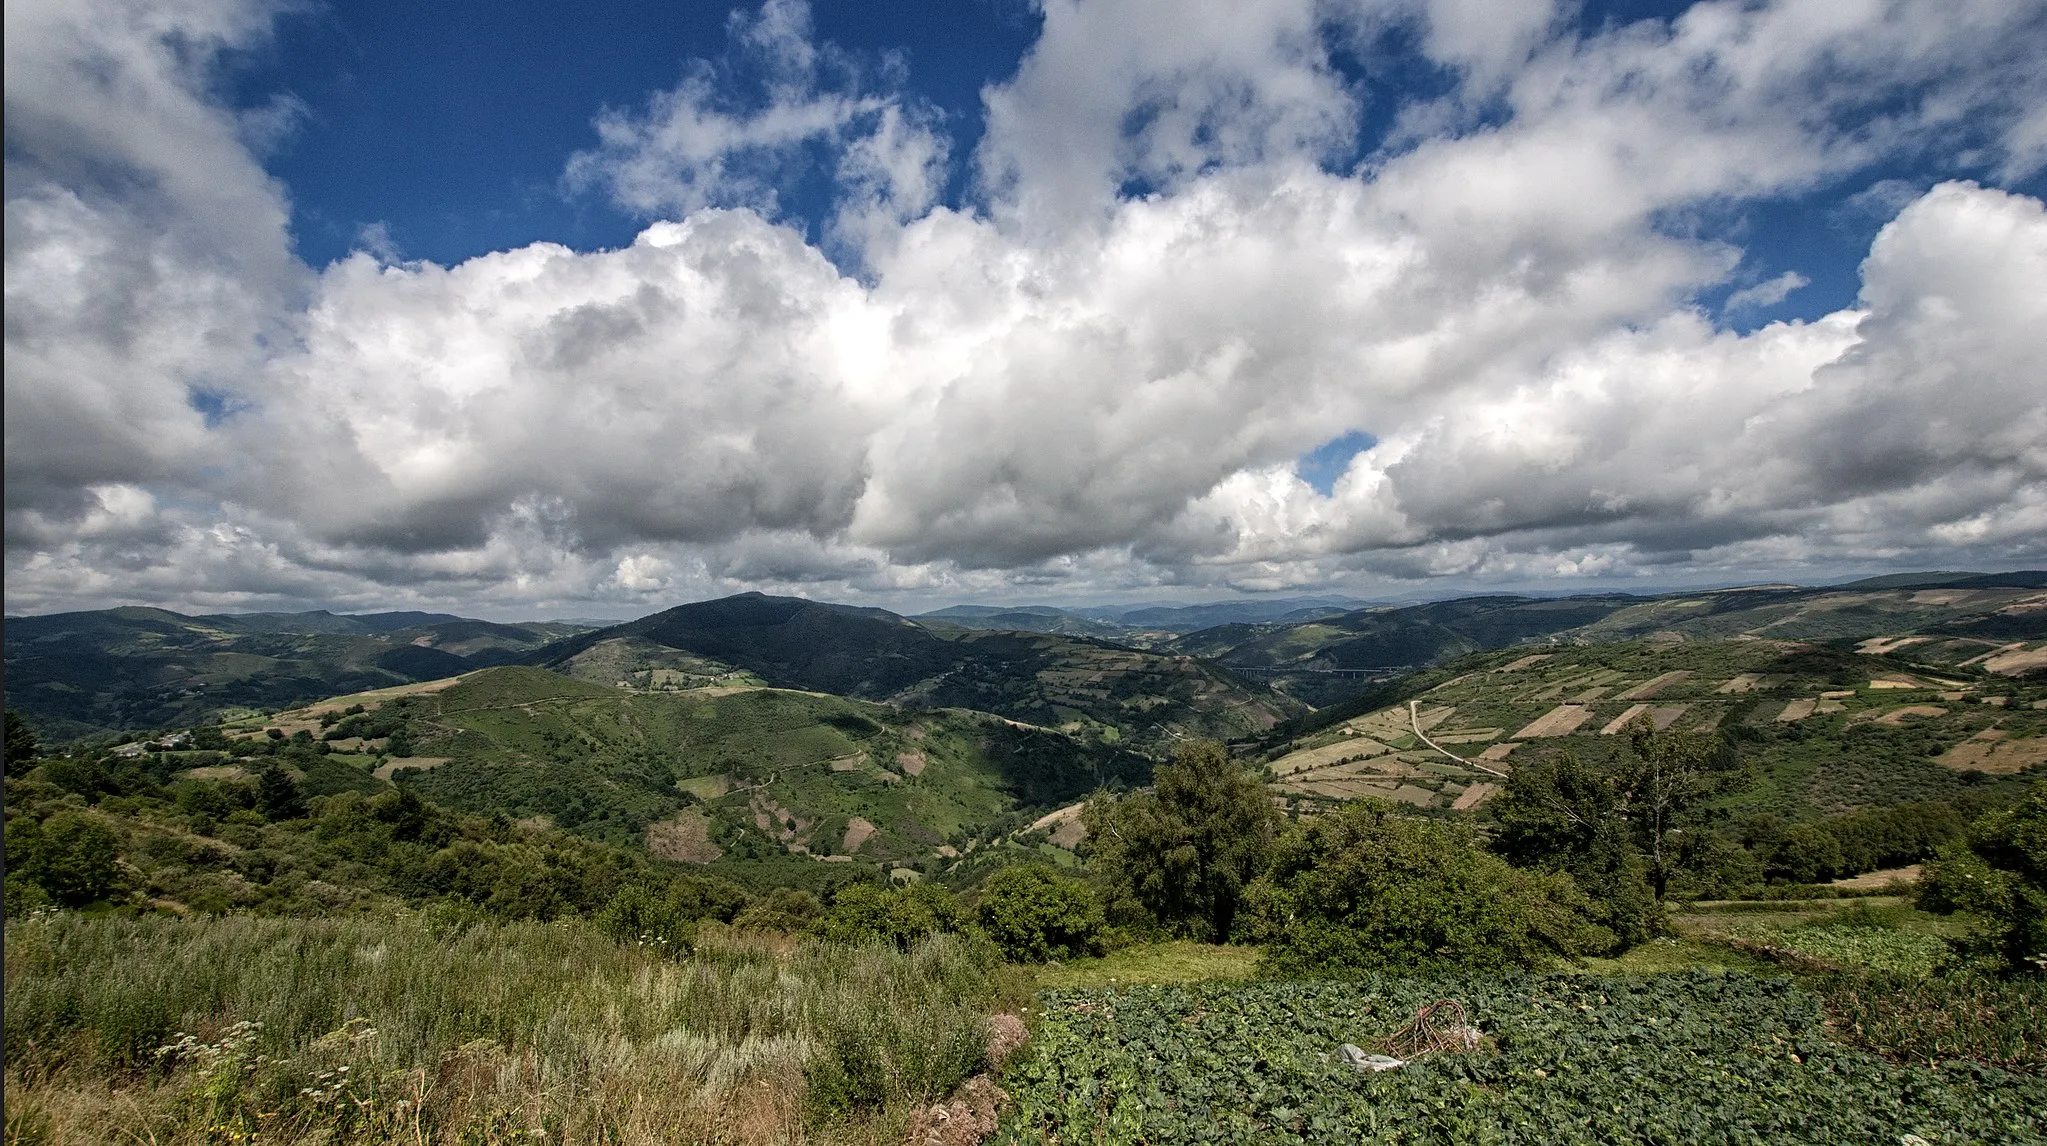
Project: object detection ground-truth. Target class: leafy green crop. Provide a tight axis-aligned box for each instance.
[997,973,2047,1144]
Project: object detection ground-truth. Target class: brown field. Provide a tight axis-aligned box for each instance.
[1831,864,1922,890]
[1478,742,1520,761]
[1647,705,1689,729]
[1939,732,2047,774]
[1494,654,1554,672]
[1601,704,1651,734]
[1513,704,1596,739]
[894,750,927,775]
[842,817,877,854]
[1569,686,1611,702]
[645,808,722,863]
[1868,677,1923,690]
[1413,705,1455,731]
[1028,802,1089,849]
[1617,670,1692,700]
[1432,727,1503,744]
[1390,784,1437,806]
[1983,645,2047,676]
[1875,705,1948,724]
[1716,673,1762,694]
[1856,635,1933,655]
[1451,782,1500,810]
[1271,734,1394,776]
[1775,699,1817,722]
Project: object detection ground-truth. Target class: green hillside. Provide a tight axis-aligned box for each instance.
[2,607,588,740]
[1255,638,2047,821]
[232,666,1151,886]
[1174,578,2046,707]
[532,593,1303,751]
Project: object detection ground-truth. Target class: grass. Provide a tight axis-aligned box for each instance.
[4,913,1005,1145]
[1031,941,1260,990]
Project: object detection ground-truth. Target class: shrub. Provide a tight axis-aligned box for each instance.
[1082,740,1277,942]
[975,863,1107,962]
[733,886,823,931]
[1243,801,1612,975]
[1919,778,2047,973]
[815,882,974,949]
[15,811,122,907]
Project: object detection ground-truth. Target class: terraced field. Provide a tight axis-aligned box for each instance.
[1262,640,2047,816]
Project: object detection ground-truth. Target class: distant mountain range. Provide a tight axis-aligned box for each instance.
[917,595,1369,636]
[6,574,2040,741]
[2,607,586,740]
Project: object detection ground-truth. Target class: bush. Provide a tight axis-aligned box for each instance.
[1919,779,2047,973]
[975,864,1107,962]
[1082,740,1277,942]
[733,886,823,931]
[815,882,974,949]
[14,811,123,907]
[1243,801,1612,975]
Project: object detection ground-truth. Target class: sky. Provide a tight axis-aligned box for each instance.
[5,0,2046,621]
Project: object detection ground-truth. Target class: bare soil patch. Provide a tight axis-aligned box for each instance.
[1715,674,1762,694]
[1830,864,1921,890]
[1513,705,1595,739]
[1775,699,1817,722]
[1494,654,1553,672]
[1601,704,1652,735]
[1875,705,1947,725]
[896,751,928,775]
[1983,645,2047,676]
[842,817,878,854]
[1451,782,1499,810]
[646,808,723,863]
[1617,670,1692,700]
[1939,732,2047,774]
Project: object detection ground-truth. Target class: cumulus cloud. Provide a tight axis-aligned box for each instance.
[1724,271,1809,312]
[6,0,2046,617]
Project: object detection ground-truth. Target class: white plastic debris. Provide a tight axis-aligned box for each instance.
[1338,1043,1407,1072]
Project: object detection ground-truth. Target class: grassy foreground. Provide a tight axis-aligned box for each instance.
[4,913,1009,1145]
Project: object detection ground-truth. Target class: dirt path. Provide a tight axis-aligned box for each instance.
[1410,701,1508,778]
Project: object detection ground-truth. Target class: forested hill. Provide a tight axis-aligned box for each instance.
[528,592,1305,752]
[2,608,587,739]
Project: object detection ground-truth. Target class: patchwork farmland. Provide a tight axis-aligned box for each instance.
[1260,638,2047,816]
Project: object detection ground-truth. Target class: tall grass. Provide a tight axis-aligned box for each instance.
[4,913,1002,1144]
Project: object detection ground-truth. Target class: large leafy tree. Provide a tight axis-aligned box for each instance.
[1082,740,1277,942]
[1493,723,1746,943]
[1243,800,1611,973]
[1921,779,2047,974]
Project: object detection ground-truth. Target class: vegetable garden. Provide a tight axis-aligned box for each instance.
[997,973,2047,1144]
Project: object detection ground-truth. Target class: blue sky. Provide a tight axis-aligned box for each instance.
[231,0,1985,329]
[6,0,2045,617]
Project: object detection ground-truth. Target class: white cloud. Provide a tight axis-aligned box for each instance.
[6,0,2046,617]
[1724,271,1809,312]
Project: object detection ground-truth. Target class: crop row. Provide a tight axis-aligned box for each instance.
[997,972,2047,1145]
